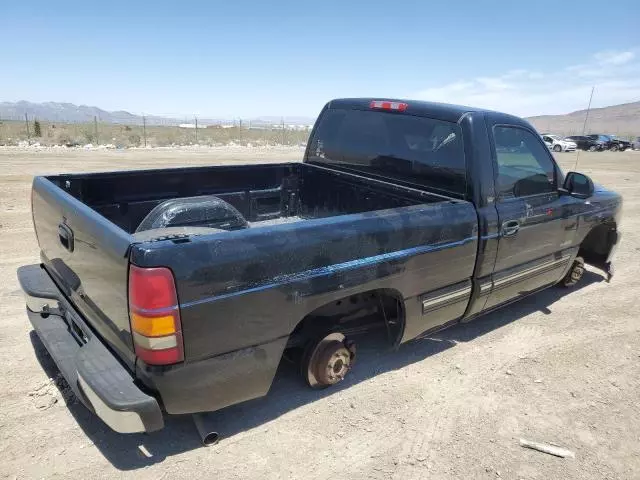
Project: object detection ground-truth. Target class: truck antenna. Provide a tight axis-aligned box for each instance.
[574,86,595,171]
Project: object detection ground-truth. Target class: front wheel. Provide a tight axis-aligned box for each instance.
[559,256,585,288]
[588,145,596,152]
[553,145,562,152]
[610,145,619,152]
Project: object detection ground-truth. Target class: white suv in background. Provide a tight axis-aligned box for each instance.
[541,134,577,152]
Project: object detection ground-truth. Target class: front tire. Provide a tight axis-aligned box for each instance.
[610,145,619,152]
[588,146,596,152]
[560,256,585,288]
[553,145,562,152]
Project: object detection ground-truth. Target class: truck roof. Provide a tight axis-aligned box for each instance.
[326,98,525,125]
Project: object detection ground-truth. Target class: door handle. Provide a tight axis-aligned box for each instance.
[501,220,520,237]
[58,223,75,252]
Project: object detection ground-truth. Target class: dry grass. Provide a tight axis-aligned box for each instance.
[0,120,311,147]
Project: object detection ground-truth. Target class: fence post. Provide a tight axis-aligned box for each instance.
[94,115,99,145]
[143,115,147,147]
[239,119,242,143]
[195,117,198,143]
[281,118,285,145]
[25,113,30,140]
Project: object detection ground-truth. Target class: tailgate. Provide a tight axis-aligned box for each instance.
[31,176,136,368]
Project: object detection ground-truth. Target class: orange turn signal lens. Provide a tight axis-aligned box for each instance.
[131,312,177,337]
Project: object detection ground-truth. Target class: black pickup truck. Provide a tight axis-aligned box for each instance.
[18,98,622,436]
[586,134,632,152]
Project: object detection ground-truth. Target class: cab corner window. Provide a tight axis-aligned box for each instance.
[494,126,557,199]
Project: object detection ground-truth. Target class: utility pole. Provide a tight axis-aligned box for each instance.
[142,115,147,147]
[25,113,30,140]
[195,117,198,143]
[94,115,99,144]
[281,117,285,145]
[239,119,242,143]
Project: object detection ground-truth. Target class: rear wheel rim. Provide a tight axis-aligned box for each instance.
[302,333,355,389]
[315,345,352,385]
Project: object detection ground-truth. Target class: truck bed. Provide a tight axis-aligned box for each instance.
[31,160,478,413]
[49,163,448,234]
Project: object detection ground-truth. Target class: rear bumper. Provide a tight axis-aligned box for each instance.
[17,264,164,433]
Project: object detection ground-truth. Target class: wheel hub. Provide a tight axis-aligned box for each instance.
[302,333,356,389]
[570,262,584,281]
[316,345,352,385]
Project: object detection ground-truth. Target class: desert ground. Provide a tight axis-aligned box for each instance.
[0,147,638,480]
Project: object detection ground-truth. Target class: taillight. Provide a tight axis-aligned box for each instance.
[370,100,408,112]
[128,265,184,365]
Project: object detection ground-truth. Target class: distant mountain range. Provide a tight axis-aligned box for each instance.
[0,101,316,126]
[1,99,638,134]
[527,101,640,136]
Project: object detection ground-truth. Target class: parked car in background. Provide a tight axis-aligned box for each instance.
[586,135,615,150]
[605,135,632,152]
[632,137,640,150]
[565,135,606,151]
[585,134,629,152]
[541,134,577,152]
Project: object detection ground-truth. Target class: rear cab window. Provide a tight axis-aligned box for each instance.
[306,107,466,197]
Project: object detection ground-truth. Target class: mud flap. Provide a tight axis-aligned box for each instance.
[587,229,619,282]
[605,262,614,283]
[604,229,619,282]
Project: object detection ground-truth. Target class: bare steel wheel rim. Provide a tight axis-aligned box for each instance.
[316,345,351,385]
[302,333,356,389]
[571,263,584,281]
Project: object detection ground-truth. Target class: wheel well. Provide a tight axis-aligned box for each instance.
[288,289,405,348]
[578,222,617,267]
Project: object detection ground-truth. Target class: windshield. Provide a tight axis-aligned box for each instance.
[306,108,466,196]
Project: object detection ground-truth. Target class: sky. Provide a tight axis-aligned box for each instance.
[1,0,639,119]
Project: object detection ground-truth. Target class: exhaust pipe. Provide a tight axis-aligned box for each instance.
[192,413,220,446]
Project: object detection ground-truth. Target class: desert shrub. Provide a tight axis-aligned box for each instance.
[128,134,141,146]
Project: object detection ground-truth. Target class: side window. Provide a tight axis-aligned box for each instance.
[493,126,557,199]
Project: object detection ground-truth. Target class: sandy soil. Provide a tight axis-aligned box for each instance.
[0,147,638,480]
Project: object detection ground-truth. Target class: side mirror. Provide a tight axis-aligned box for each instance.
[560,171,594,199]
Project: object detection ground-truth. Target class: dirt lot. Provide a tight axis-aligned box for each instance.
[0,147,638,480]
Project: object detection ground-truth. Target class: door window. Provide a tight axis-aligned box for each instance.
[494,126,557,199]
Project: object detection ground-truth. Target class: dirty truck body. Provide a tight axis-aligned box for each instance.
[18,98,622,434]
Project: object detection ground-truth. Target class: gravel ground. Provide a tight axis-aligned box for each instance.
[0,147,638,480]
